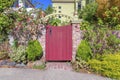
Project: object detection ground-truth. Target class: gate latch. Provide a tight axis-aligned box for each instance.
[49,28,52,35]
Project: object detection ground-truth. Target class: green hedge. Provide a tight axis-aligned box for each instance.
[76,40,92,61]
[88,53,120,79]
[26,40,43,61]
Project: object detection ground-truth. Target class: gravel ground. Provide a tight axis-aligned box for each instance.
[0,68,112,80]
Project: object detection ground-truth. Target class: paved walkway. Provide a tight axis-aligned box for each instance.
[0,68,112,80]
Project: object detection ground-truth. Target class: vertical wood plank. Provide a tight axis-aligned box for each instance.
[46,25,72,61]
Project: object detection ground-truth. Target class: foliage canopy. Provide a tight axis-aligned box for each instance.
[0,0,15,41]
[0,0,14,12]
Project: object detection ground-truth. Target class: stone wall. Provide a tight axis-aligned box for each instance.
[9,24,46,60]
[72,23,83,61]
[9,23,82,61]
[38,27,46,58]
[13,23,120,61]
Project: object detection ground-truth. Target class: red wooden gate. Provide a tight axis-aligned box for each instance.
[46,25,72,61]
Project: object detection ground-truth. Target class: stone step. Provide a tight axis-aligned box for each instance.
[46,62,72,71]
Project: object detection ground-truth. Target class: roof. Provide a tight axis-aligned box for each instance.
[13,0,34,8]
[25,0,34,8]
[52,0,75,3]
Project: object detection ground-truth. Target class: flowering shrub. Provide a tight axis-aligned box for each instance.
[9,45,27,64]
[88,53,120,79]
[11,8,45,46]
[0,41,10,59]
[102,7,120,29]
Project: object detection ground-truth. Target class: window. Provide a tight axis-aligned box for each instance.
[78,2,81,9]
[58,11,61,13]
[58,16,61,18]
[58,6,61,9]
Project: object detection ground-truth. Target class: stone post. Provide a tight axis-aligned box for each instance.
[72,12,82,61]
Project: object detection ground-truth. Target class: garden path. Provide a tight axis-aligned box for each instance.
[0,68,112,80]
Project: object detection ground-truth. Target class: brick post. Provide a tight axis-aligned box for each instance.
[72,20,82,61]
[38,26,46,61]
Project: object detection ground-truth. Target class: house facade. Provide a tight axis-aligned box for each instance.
[52,0,86,20]
[12,0,34,12]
